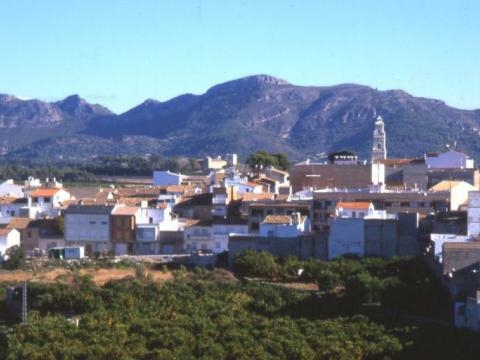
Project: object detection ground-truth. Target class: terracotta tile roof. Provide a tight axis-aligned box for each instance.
[443,242,480,250]
[267,167,289,175]
[336,201,372,210]
[29,188,62,197]
[262,215,292,224]
[244,182,260,187]
[0,196,18,205]
[157,203,169,209]
[274,194,290,202]
[241,193,275,202]
[166,185,187,194]
[6,217,32,229]
[117,197,149,206]
[112,206,139,216]
[0,228,16,236]
[429,180,464,192]
[375,158,424,166]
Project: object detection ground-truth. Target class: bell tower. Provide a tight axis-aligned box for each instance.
[372,115,386,162]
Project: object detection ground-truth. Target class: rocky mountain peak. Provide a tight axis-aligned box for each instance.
[206,74,290,95]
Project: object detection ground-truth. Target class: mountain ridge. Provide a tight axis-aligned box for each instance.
[1,75,480,162]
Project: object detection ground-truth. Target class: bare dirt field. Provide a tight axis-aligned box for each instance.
[0,268,173,286]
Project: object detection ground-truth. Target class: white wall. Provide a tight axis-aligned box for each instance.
[426,150,473,169]
[328,218,365,259]
[153,171,182,186]
[0,230,20,255]
[65,214,110,242]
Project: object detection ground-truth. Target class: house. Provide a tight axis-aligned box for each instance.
[111,206,139,255]
[27,188,72,218]
[135,223,161,255]
[212,217,248,254]
[64,204,116,256]
[0,180,24,198]
[248,201,311,233]
[205,156,227,170]
[0,228,20,257]
[426,150,474,169]
[153,171,182,186]
[0,197,27,221]
[264,166,290,186]
[183,220,214,253]
[428,180,475,212]
[259,214,311,238]
[328,203,416,259]
[290,161,385,192]
[335,201,374,218]
[174,193,213,222]
[312,189,452,233]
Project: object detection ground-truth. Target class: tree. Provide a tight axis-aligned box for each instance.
[2,245,25,270]
[234,250,278,279]
[246,151,289,171]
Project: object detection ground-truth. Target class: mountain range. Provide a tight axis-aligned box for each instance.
[1,74,480,163]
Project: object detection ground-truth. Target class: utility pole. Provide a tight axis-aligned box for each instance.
[22,281,27,325]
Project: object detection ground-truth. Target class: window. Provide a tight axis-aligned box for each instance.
[400,202,410,207]
[89,221,96,225]
[44,197,51,203]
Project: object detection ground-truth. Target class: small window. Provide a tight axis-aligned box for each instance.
[89,221,96,225]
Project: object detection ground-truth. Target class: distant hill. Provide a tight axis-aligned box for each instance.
[1,75,480,162]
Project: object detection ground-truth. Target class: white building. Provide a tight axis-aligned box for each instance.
[0,180,24,198]
[183,221,214,253]
[329,202,398,259]
[428,180,476,212]
[335,201,374,219]
[27,188,72,218]
[212,220,248,253]
[426,150,474,169]
[259,214,311,238]
[153,171,182,186]
[468,191,480,237]
[64,205,116,255]
[0,228,20,257]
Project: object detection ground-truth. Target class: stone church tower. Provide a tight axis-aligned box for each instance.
[372,115,387,162]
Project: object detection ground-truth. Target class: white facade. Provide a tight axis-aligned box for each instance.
[328,218,365,259]
[371,162,386,186]
[468,191,480,236]
[259,215,311,238]
[430,233,471,262]
[184,224,214,253]
[426,150,474,169]
[335,203,374,219]
[153,171,182,186]
[212,223,248,253]
[0,180,24,198]
[0,229,20,256]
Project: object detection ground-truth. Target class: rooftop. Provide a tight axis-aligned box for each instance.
[29,188,64,197]
[336,201,372,210]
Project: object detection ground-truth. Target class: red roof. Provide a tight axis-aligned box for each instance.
[29,188,62,197]
[336,201,372,210]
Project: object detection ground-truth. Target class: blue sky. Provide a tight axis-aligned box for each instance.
[1,0,479,113]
